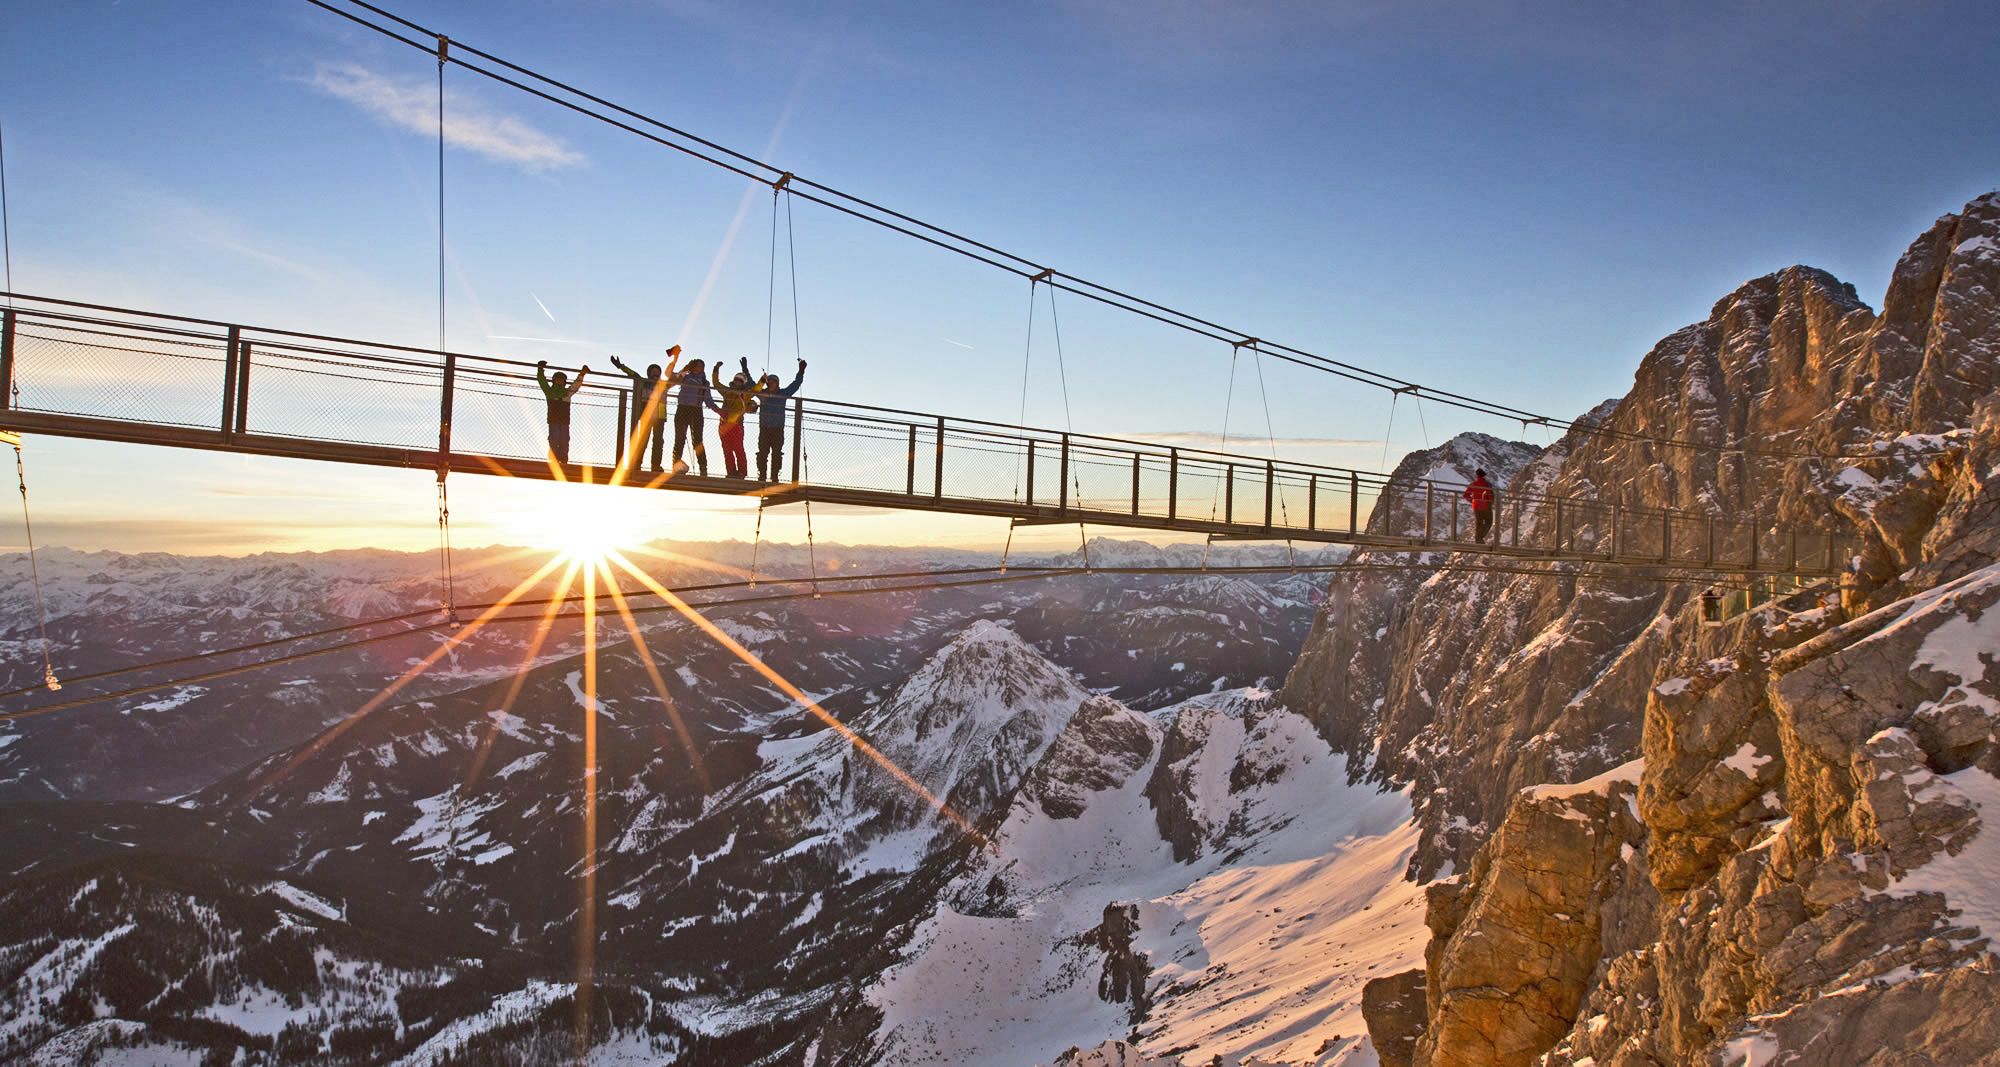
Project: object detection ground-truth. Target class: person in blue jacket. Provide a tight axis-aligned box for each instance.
[668,354,722,476]
[752,358,807,483]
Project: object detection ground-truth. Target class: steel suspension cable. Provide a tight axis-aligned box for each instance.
[1011,279,1038,502]
[1378,392,1399,475]
[1043,284,1089,568]
[432,34,459,627]
[0,114,13,304]
[11,443,57,690]
[298,0,1889,467]
[1249,346,1293,566]
[1201,346,1242,570]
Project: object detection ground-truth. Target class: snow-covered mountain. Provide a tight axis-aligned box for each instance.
[8,194,2000,1066]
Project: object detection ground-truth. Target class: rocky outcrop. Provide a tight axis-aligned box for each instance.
[1411,763,1648,1067]
[1362,969,1428,1067]
[1080,902,1152,1021]
[1337,193,2000,1067]
[1019,695,1158,821]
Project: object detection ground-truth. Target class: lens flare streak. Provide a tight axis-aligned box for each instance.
[604,549,988,847]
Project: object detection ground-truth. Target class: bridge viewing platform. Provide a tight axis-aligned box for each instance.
[0,294,1846,577]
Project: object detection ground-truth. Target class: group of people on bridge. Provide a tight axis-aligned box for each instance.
[535,348,807,481]
[534,352,1507,535]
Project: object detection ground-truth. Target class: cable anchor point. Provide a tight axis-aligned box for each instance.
[1030,268,1054,284]
[771,172,793,193]
[1232,337,1261,351]
[43,665,60,691]
[436,34,449,63]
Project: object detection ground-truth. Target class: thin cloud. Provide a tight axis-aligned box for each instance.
[308,62,584,172]
[1123,431,1382,450]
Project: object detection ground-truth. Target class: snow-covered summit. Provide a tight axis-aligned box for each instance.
[846,619,1094,829]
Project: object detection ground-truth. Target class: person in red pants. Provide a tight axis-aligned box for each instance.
[716,359,760,479]
[1464,467,1495,544]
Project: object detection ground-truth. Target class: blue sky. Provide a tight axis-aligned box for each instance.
[3,0,1997,553]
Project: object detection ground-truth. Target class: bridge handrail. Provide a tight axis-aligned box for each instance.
[0,291,1851,566]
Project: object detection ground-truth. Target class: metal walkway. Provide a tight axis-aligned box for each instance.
[0,294,1846,576]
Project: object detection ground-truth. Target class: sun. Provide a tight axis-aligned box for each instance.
[506,483,659,562]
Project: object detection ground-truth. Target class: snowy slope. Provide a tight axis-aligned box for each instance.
[868,689,1423,1067]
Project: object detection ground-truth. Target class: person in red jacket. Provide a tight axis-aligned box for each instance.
[1464,468,1496,544]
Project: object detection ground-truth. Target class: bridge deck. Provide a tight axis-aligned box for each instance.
[0,294,1846,577]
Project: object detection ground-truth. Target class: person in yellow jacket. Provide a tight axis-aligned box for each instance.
[716,357,761,479]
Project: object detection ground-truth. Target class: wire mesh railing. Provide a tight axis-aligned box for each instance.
[0,293,1850,574]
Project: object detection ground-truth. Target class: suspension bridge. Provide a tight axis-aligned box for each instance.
[0,293,1845,577]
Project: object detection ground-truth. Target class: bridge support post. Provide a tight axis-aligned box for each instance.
[437,351,456,476]
[1450,491,1458,541]
[1025,441,1035,506]
[1511,494,1521,547]
[1787,527,1798,571]
[1225,464,1235,524]
[906,424,917,496]
[219,325,240,435]
[233,343,251,434]
[1611,503,1622,559]
[1307,474,1317,531]
[933,416,944,502]
[1553,498,1563,554]
[1749,516,1760,570]
[1168,449,1178,523]
[1706,516,1715,565]
[1423,482,1433,545]
[791,398,804,484]
[1349,472,1358,533]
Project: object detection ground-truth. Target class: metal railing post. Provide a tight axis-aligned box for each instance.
[1610,502,1622,558]
[1059,433,1070,513]
[0,308,13,411]
[1706,516,1715,565]
[906,424,918,495]
[1423,482,1433,545]
[1788,527,1798,571]
[219,325,240,434]
[233,342,252,434]
[1661,511,1671,563]
[790,397,803,484]
[1349,472,1359,533]
[614,389,628,467]
[1307,474,1318,531]
[437,351,456,472]
[1225,463,1235,524]
[1450,490,1459,541]
[1554,498,1564,554]
[1511,494,1521,547]
[1168,448,1179,523]
[1264,461,1275,530]
[933,416,944,502]
[1025,440,1036,506]
[1131,453,1140,516]
[1749,516,1760,570]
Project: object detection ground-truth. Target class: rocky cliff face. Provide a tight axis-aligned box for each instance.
[1284,193,2000,1066]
